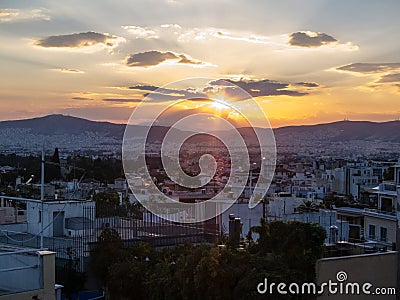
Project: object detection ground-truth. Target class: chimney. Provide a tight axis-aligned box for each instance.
[228,214,241,248]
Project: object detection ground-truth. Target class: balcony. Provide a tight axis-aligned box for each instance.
[0,245,56,300]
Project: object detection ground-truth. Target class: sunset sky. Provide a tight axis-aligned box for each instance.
[1,0,399,128]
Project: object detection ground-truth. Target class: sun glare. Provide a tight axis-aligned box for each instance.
[210,100,230,110]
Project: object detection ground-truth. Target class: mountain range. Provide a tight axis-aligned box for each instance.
[1,114,400,152]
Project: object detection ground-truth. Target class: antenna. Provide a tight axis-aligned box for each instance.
[40,146,45,249]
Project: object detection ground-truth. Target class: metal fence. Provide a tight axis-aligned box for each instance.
[0,205,220,272]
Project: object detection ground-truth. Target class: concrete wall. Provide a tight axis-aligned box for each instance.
[364,215,396,244]
[221,202,264,237]
[26,201,95,237]
[0,252,41,292]
[0,223,28,233]
[316,251,397,300]
[0,250,55,300]
[266,195,307,219]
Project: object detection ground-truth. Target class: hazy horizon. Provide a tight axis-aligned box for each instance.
[1,113,399,130]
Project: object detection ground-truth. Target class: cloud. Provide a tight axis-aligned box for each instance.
[378,73,400,83]
[0,8,50,23]
[129,85,159,92]
[129,84,207,101]
[71,97,93,100]
[295,82,319,87]
[53,68,84,74]
[210,79,308,97]
[103,98,142,103]
[177,27,282,46]
[337,63,400,86]
[288,31,337,48]
[337,62,400,74]
[36,31,123,48]
[121,25,356,52]
[128,78,309,103]
[177,54,202,65]
[125,50,207,67]
[122,26,159,39]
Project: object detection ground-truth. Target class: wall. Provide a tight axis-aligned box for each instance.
[221,202,264,237]
[0,250,55,300]
[316,251,397,300]
[364,215,396,244]
[26,201,95,237]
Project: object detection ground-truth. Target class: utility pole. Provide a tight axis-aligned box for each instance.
[40,147,44,249]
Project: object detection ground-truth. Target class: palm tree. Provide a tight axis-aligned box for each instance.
[297,200,319,212]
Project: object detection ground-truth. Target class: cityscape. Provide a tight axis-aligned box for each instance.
[1,0,400,299]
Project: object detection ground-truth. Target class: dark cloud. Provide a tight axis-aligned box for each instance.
[36,31,121,48]
[177,54,202,65]
[288,31,337,47]
[337,62,400,74]
[295,82,319,87]
[55,68,84,74]
[128,78,308,103]
[378,73,400,83]
[130,85,181,94]
[129,85,158,92]
[71,96,92,101]
[129,84,207,100]
[209,79,307,97]
[126,51,204,67]
[103,98,142,103]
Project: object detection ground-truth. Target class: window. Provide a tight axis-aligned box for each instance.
[381,197,393,212]
[368,224,376,239]
[380,227,388,242]
[38,210,42,223]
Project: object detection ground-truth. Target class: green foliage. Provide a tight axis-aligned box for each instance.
[90,228,126,286]
[45,148,62,181]
[297,200,319,212]
[324,194,350,208]
[0,154,40,186]
[90,221,327,300]
[93,190,120,217]
[67,156,124,183]
[56,248,86,299]
[249,220,326,282]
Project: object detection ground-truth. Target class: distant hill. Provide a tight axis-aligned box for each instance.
[0,115,400,153]
[274,120,400,143]
[0,114,125,137]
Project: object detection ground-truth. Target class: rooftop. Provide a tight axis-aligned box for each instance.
[335,207,396,221]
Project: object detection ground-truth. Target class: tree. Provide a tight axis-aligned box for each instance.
[93,190,120,217]
[56,247,86,299]
[45,148,62,182]
[90,221,327,300]
[248,220,326,282]
[297,200,319,212]
[90,228,127,290]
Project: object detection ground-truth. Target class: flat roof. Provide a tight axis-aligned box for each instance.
[335,207,396,221]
